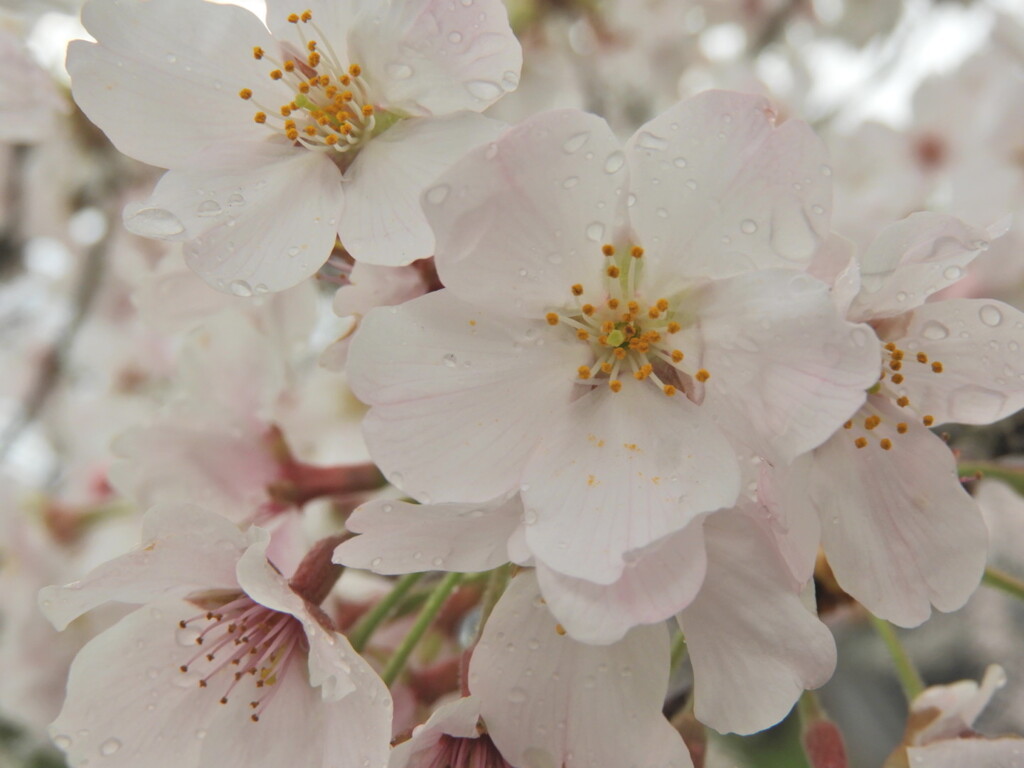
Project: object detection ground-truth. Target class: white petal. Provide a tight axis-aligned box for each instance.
[912,665,1007,744]
[349,0,521,115]
[678,512,836,735]
[753,456,821,588]
[470,571,692,768]
[627,91,831,283]
[71,0,285,169]
[339,113,506,266]
[535,522,707,645]
[425,109,627,317]
[336,496,520,573]
[523,383,739,584]
[264,0,356,59]
[39,503,252,631]
[906,738,1024,768]
[124,151,343,293]
[895,299,1024,426]
[390,697,482,768]
[810,397,988,626]
[697,270,879,462]
[849,212,994,321]
[348,290,587,503]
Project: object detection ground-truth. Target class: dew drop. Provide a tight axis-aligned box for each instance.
[196,200,222,217]
[386,62,413,80]
[125,207,185,238]
[820,164,832,177]
[920,320,950,340]
[442,353,458,367]
[54,735,72,750]
[165,53,177,64]
[636,131,669,151]
[431,556,444,567]
[656,208,669,219]
[672,156,688,168]
[229,279,253,297]
[426,184,450,205]
[942,265,963,281]
[896,291,908,302]
[370,557,383,569]
[226,192,245,207]
[465,80,502,101]
[501,70,519,91]
[979,304,1003,327]
[99,738,121,756]
[684,179,698,191]
[447,31,463,43]
[175,626,202,646]
[811,204,825,215]
[562,176,579,189]
[484,143,498,160]
[740,219,758,234]
[585,221,605,241]
[603,151,625,173]
[286,245,301,258]
[562,132,590,154]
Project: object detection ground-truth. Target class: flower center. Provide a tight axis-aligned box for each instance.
[843,341,943,450]
[176,593,306,722]
[240,10,383,154]
[545,243,709,397]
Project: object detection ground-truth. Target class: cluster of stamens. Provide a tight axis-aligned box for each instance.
[241,11,376,153]
[545,244,708,397]
[177,594,305,722]
[842,341,943,450]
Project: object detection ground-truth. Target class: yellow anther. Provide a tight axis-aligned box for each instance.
[897,396,910,407]
[608,298,620,309]
[349,64,362,76]
[621,312,633,323]
[308,52,321,67]
[891,373,904,384]
[931,361,943,373]
[284,119,296,129]
[855,437,868,449]
[598,335,608,345]
[324,135,339,145]
[284,60,296,72]
[609,380,622,392]
[843,420,852,429]
[578,366,591,380]
[253,46,265,59]
[613,348,626,360]
[916,352,928,363]
[571,284,584,296]
[667,321,681,334]
[891,349,904,361]
[601,244,615,256]
[663,385,677,396]
[546,312,559,326]
[601,362,613,374]
[864,415,880,430]
[340,123,354,135]
[880,438,893,450]
[577,330,590,341]
[340,90,354,102]
[923,415,935,426]
[280,105,292,116]
[270,69,283,80]
[286,128,299,140]
[307,40,317,51]
[890,360,902,371]
[298,82,310,93]
[884,342,896,352]
[671,350,684,363]
[254,112,267,123]
[896,422,908,434]
[696,369,710,382]
[600,321,614,334]
[607,265,621,278]
[631,246,644,258]
[301,10,312,21]
[581,304,594,316]
[319,75,330,86]
[656,298,669,311]
[287,12,300,22]
[303,125,317,136]
[340,74,351,85]
[555,624,567,636]
[362,105,375,116]
[238,88,253,100]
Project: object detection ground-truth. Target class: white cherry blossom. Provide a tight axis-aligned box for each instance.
[69,0,521,293]
[348,91,879,585]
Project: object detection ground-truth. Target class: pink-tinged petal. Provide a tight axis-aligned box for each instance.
[752,456,821,588]
[810,396,988,626]
[894,299,1024,426]
[124,150,343,293]
[697,270,879,462]
[109,426,277,524]
[523,383,739,584]
[49,600,227,768]
[39,504,253,631]
[425,109,627,317]
[535,522,707,645]
[808,233,861,317]
[339,113,506,266]
[336,496,520,574]
[678,512,836,735]
[349,0,521,115]
[470,571,693,768]
[912,665,1007,744]
[71,0,286,170]
[391,697,482,768]
[627,91,831,283]
[264,0,357,57]
[848,212,995,322]
[349,290,587,503]
[333,263,428,319]
[906,738,1024,768]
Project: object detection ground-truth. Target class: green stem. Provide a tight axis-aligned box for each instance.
[381,572,463,687]
[983,566,1024,602]
[869,614,924,701]
[349,572,423,653]
[797,689,824,725]
[957,461,1024,495]
[670,631,688,672]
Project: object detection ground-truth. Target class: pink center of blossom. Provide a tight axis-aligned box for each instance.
[545,243,709,397]
[240,10,378,154]
[409,733,512,768]
[842,341,943,450]
[177,593,306,722]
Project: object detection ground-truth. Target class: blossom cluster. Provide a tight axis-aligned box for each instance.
[3,0,1024,767]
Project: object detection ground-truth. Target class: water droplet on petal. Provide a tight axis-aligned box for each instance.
[229,279,253,297]
[226,192,245,207]
[740,219,758,234]
[562,176,579,189]
[636,131,669,151]
[562,132,590,154]
[465,80,502,101]
[447,31,463,43]
[501,70,519,91]
[370,557,383,569]
[585,222,605,241]
[943,265,963,280]
[980,304,1003,327]
[54,735,72,750]
[604,151,625,173]
[920,320,950,340]
[386,62,413,80]
[684,179,698,191]
[286,245,301,258]
[125,207,185,238]
[820,164,832,177]
[196,200,221,217]
[770,200,817,262]
[166,53,177,64]
[426,184,450,205]
[99,738,121,756]
[442,353,458,367]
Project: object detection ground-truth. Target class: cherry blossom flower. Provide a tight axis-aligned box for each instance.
[68,0,522,293]
[38,503,392,768]
[390,696,513,768]
[347,91,879,585]
[804,212,1024,626]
